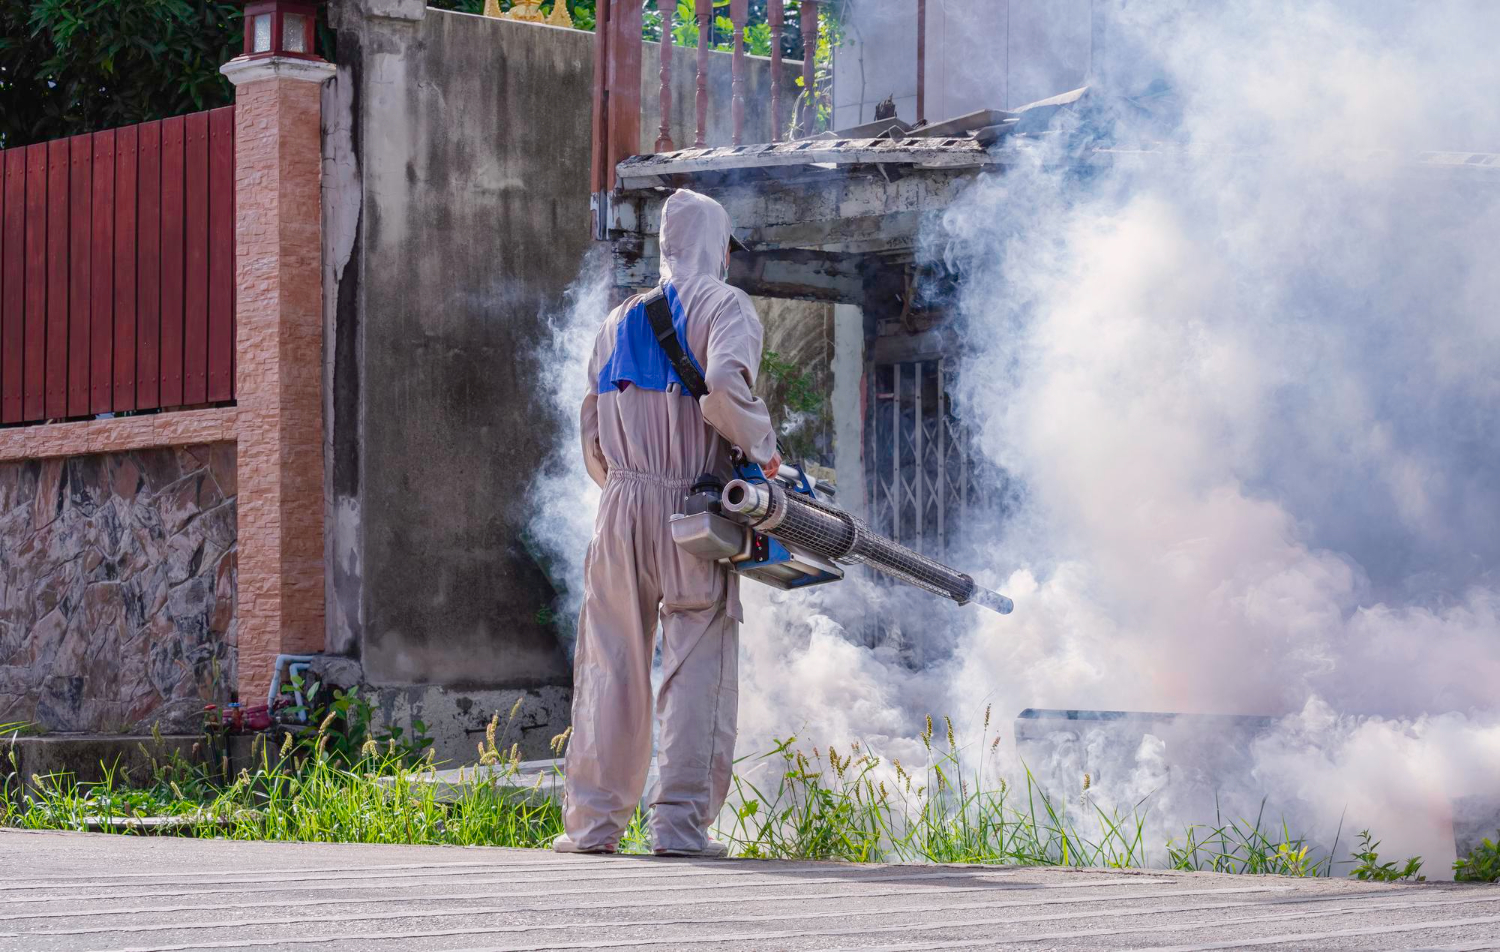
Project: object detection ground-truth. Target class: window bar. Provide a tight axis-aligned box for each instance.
[937,357,947,552]
[891,361,901,542]
[906,359,918,551]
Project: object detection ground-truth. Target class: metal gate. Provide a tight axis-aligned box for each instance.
[866,355,987,562]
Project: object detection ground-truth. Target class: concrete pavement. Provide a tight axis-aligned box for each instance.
[2,829,1499,951]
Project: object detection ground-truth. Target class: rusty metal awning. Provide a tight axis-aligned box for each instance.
[615,137,995,190]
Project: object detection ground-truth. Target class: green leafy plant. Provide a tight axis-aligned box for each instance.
[1351,829,1425,882]
[760,350,823,415]
[1454,834,1500,883]
[1167,798,1339,877]
[280,674,433,768]
[0,0,243,148]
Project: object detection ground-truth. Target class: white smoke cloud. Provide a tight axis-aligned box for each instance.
[923,0,1500,870]
[524,249,610,656]
[535,0,1500,873]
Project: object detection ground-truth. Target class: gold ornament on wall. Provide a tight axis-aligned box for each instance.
[546,1,573,27]
[507,0,544,20]
[482,0,501,17]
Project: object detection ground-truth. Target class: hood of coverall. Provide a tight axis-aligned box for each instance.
[659,188,734,285]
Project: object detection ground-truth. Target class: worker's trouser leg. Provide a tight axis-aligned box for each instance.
[562,473,739,853]
[562,481,660,852]
[649,601,739,852]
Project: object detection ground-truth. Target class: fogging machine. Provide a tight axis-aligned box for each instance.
[638,282,1013,615]
[669,455,1013,615]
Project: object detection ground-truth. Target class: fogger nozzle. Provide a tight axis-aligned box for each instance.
[721,479,1013,615]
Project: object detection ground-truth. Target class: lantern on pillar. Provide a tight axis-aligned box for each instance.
[239,0,325,60]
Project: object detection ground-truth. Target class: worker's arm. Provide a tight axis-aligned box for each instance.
[580,322,610,488]
[700,293,778,468]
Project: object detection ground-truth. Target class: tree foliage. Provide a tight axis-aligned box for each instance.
[0,0,825,149]
[0,0,242,149]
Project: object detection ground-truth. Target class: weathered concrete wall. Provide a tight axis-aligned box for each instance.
[323,5,799,757]
[834,0,1110,127]
[0,446,237,734]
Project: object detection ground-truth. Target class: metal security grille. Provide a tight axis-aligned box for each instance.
[867,356,986,562]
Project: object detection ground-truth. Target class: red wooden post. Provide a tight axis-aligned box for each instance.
[799,1,818,137]
[655,0,674,153]
[730,0,748,145]
[160,116,186,408]
[66,135,91,419]
[694,0,711,148]
[0,148,23,423]
[183,110,210,406]
[89,130,115,415]
[609,1,643,179]
[24,145,48,421]
[207,106,235,403]
[589,0,611,214]
[917,0,927,123]
[136,121,162,411]
[769,0,785,142]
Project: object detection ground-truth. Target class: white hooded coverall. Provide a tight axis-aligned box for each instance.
[564,189,778,852]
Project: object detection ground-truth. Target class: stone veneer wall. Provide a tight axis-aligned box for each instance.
[0,445,237,733]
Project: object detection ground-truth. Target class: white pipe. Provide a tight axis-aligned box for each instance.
[268,654,320,715]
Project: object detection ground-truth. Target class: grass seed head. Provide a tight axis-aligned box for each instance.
[318,710,338,735]
[984,704,992,730]
[945,716,956,750]
[279,732,294,758]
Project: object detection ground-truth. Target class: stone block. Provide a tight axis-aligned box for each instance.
[1,734,208,789]
[0,445,237,735]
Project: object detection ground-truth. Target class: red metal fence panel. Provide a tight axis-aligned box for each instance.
[136,121,162,411]
[1,148,22,423]
[0,106,235,427]
[207,107,235,404]
[68,133,91,418]
[90,130,115,414]
[183,111,209,408]
[23,145,46,421]
[159,116,186,409]
[113,125,138,412]
[46,139,68,419]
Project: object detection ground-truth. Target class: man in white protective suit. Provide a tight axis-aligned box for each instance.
[555,188,781,857]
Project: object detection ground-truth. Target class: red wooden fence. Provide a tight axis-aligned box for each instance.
[0,106,236,426]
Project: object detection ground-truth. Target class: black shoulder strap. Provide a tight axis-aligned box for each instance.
[643,288,708,400]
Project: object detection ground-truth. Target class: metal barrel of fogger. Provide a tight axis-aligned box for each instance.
[721,479,1014,614]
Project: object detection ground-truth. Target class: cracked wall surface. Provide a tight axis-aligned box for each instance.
[0,445,236,733]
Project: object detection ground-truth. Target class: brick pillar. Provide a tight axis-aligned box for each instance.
[221,55,336,706]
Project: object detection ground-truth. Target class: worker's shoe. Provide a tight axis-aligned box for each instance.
[552,834,615,855]
[654,838,730,859]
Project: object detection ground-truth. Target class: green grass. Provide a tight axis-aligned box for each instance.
[2,708,1462,880]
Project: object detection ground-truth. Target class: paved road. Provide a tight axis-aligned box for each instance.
[2,829,1499,951]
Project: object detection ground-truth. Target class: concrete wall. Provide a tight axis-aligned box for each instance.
[324,4,797,760]
[834,0,1121,128]
[0,447,236,733]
